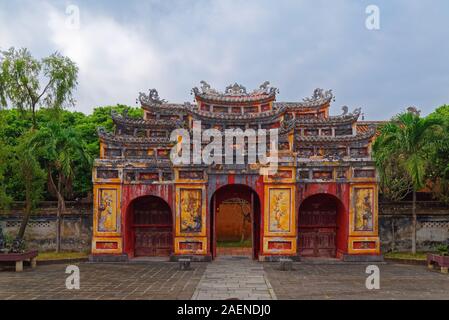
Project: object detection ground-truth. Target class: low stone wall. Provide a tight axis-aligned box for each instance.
[0,201,92,252]
[379,201,449,252]
[1,200,448,253]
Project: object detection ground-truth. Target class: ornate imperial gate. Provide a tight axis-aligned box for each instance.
[298,194,338,257]
[91,82,381,261]
[131,196,173,257]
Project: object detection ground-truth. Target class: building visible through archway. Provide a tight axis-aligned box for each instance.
[211,184,261,259]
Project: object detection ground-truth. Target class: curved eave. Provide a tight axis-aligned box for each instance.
[141,102,189,113]
[98,129,173,146]
[294,113,360,126]
[112,113,183,128]
[194,93,276,105]
[296,130,376,143]
[275,100,332,110]
[187,106,285,122]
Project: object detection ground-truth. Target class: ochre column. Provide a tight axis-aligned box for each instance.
[92,181,123,255]
[173,169,208,258]
[347,182,381,256]
[260,167,297,260]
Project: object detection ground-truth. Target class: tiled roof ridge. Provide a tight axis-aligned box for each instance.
[186,104,286,120]
[97,127,172,144]
[192,81,278,103]
[111,111,183,128]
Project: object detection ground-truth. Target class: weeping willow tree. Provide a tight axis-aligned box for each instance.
[0,47,78,128]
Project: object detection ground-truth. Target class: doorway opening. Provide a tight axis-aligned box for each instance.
[298,193,344,258]
[210,184,261,259]
[127,196,173,257]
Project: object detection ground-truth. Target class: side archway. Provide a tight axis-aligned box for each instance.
[298,193,347,258]
[124,195,173,258]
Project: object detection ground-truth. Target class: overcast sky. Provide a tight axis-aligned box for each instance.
[1,0,449,119]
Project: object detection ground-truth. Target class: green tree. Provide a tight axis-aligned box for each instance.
[0,47,78,127]
[373,109,443,254]
[0,105,140,202]
[30,122,91,252]
[0,113,12,209]
[12,132,46,239]
[427,105,449,203]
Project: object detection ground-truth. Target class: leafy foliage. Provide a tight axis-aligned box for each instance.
[373,109,446,254]
[426,105,449,203]
[0,105,141,204]
[373,111,444,200]
[0,113,12,208]
[0,47,78,127]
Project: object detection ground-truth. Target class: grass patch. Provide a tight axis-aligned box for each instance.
[384,252,431,261]
[37,251,89,261]
[217,239,252,248]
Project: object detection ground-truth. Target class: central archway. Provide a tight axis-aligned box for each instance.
[210,184,261,260]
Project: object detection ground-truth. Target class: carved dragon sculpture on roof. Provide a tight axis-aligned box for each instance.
[303,88,334,102]
[407,106,421,116]
[138,88,167,106]
[225,83,247,95]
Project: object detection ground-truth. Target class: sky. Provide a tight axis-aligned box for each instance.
[0,0,448,120]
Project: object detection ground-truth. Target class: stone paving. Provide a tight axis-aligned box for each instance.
[0,259,448,300]
[192,256,276,300]
[0,262,205,300]
[264,262,449,300]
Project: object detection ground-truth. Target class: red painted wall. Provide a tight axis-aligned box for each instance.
[120,181,351,259]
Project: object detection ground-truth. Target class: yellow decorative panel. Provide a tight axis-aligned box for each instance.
[175,237,207,255]
[92,237,123,254]
[263,167,296,183]
[264,185,296,237]
[175,186,207,237]
[174,168,207,184]
[93,184,121,237]
[263,237,297,255]
[349,184,378,237]
[348,237,380,255]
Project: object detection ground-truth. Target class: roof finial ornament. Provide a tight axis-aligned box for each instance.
[341,106,349,115]
[407,106,421,116]
[192,81,220,96]
[225,83,247,95]
[123,108,129,119]
[138,88,167,106]
[303,88,333,102]
[252,81,279,95]
[353,107,362,116]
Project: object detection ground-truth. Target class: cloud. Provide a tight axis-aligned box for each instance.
[47,5,163,111]
[0,0,448,119]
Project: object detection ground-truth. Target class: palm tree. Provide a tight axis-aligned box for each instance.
[373,109,443,254]
[30,121,90,252]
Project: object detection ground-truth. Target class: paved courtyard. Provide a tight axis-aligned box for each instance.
[192,257,276,300]
[0,262,206,300]
[0,259,448,300]
[265,262,449,300]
